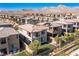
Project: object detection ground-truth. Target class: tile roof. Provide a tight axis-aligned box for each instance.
[18,24,48,32]
[0,21,12,26]
[58,19,79,23]
[0,27,18,38]
[37,22,62,27]
[50,22,62,27]
[54,20,73,25]
[72,19,79,22]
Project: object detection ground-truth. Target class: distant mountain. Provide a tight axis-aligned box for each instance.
[1,4,79,15]
[0,9,38,15]
[38,4,75,14]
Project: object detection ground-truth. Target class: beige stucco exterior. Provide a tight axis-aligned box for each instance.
[0,34,20,55]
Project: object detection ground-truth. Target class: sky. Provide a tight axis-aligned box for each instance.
[0,3,79,10]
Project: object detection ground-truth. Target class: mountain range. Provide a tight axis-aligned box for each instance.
[1,5,79,15]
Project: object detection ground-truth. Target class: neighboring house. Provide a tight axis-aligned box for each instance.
[76,15,79,19]
[0,27,20,55]
[64,19,79,30]
[64,13,77,19]
[21,17,39,25]
[55,20,74,33]
[51,13,77,20]
[37,22,62,37]
[38,17,53,22]
[18,24,48,44]
[0,22,12,27]
[16,17,39,25]
[72,19,79,30]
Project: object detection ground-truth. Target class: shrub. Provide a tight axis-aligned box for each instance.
[37,44,54,54]
[29,40,41,50]
[16,51,31,56]
[54,35,62,44]
[75,30,79,35]
[29,40,41,55]
[62,33,75,43]
[38,44,53,49]
[62,36,68,42]
[69,33,75,40]
[29,40,54,55]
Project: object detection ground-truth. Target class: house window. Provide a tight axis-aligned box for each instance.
[22,19,25,24]
[0,38,6,44]
[27,32,31,37]
[41,37,45,43]
[74,23,76,25]
[53,27,58,30]
[68,25,71,28]
[77,23,79,25]
[35,32,40,37]
[49,27,52,30]
[41,30,45,35]
[16,35,18,39]
[63,25,66,27]
[57,15,60,17]
[41,19,44,22]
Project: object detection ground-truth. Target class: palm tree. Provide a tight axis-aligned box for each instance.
[54,35,62,47]
[29,40,41,55]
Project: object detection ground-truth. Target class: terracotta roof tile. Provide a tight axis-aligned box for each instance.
[18,24,48,32]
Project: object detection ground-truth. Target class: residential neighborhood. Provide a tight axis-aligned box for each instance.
[1,3,79,56]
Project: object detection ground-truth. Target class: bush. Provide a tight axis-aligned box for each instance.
[29,40,41,50]
[69,33,75,39]
[61,36,69,43]
[29,40,41,55]
[16,51,30,56]
[38,44,53,49]
[54,35,62,44]
[75,30,79,35]
[37,44,54,54]
[29,40,54,55]
[62,33,75,43]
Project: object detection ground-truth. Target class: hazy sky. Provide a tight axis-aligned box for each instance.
[0,3,79,10]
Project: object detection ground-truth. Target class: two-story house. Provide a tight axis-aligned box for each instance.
[18,24,48,44]
[37,22,62,37]
[21,17,39,25]
[64,19,79,30]
[55,20,74,33]
[0,27,20,55]
[0,22,12,27]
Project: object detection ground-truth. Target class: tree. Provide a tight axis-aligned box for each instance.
[63,36,69,42]
[29,40,41,55]
[54,35,60,44]
[69,33,75,40]
[54,35,62,47]
[75,29,79,35]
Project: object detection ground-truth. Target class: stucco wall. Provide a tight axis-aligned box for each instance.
[8,34,20,51]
